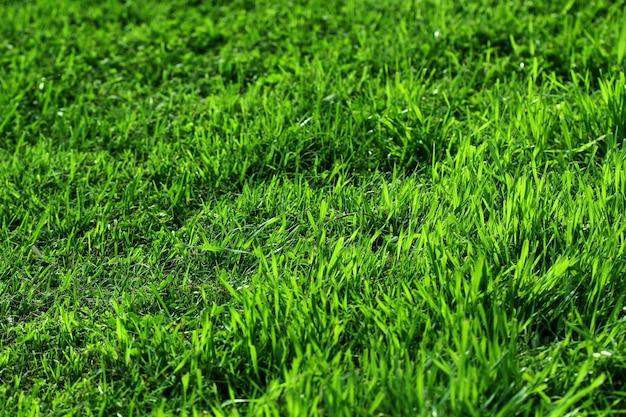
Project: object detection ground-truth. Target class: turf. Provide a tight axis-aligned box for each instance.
[1,0,626,415]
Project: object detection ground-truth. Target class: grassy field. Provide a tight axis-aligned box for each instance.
[1,0,626,415]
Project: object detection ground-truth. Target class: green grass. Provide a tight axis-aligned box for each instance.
[1,0,626,415]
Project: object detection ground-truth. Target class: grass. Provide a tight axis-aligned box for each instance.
[1,0,626,415]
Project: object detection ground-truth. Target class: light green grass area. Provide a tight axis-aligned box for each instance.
[1,0,626,415]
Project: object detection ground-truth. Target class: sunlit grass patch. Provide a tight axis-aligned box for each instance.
[1,0,626,415]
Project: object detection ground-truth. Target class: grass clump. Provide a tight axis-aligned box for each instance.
[1,0,626,415]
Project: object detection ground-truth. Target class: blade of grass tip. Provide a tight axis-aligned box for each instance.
[218,269,243,301]
[220,398,251,408]
[617,9,626,65]
[31,245,44,258]
[29,244,57,263]
[198,231,225,253]
[327,237,345,272]
[148,284,171,316]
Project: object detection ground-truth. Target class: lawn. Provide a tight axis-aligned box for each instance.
[1,0,626,415]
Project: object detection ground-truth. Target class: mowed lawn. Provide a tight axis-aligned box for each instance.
[1,0,626,415]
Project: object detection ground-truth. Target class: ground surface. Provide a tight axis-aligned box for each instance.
[1,0,626,415]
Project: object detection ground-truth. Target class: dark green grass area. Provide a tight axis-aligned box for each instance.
[1,0,626,415]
